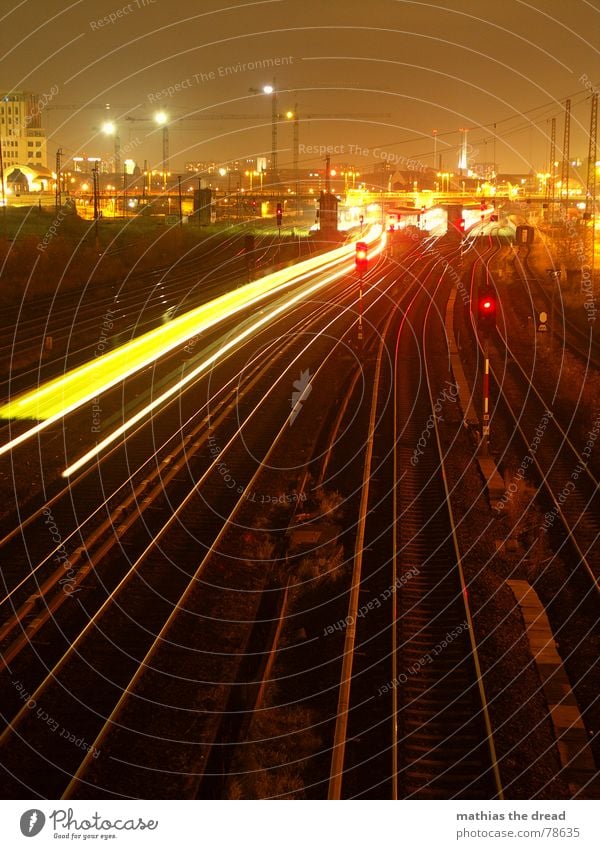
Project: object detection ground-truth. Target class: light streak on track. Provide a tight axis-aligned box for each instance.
[0,227,383,460]
[61,230,385,477]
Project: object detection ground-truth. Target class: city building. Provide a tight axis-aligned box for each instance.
[0,90,50,192]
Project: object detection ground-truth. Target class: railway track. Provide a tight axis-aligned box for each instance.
[60,330,370,800]
[510,245,599,371]
[327,242,502,798]
[61,242,442,801]
[0,231,313,395]
[0,232,362,534]
[0,246,401,798]
[0,234,505,799]
[0,300,338,666]
[0,245,389,644]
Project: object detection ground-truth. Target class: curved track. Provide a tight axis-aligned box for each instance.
[327,242,503,799]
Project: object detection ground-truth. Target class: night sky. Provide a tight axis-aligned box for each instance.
[2,0,598,175]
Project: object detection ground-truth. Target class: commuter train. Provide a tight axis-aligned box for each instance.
[385,204,496,237]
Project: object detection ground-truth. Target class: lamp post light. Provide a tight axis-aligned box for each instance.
[101,120,121,176]
[245,169,258,191]
[342,169,359,191]
[88,157,101,245]
[437,172,448,193]
[285,106,300,215]
[264,82,277,183]
[219,167,232,221]
[250,81,278,186]
[154,111,169,192]
[537,172,550,197]
[177,175,183,227]
[219,166,231,193]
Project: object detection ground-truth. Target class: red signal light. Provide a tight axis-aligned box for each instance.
[477,287,497,333]
[355,241,368,272]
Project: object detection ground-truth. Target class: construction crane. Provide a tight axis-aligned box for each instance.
[46,102,392,192]
[126,111,391,182]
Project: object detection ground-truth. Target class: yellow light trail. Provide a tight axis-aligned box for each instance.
[0,228,383,460]
[63,229,386,477]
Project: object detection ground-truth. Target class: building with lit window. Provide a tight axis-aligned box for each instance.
[0,91,50,191]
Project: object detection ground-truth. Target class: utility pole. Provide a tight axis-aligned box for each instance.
[113,132,121,176]
[92,161,100,247]
[270,78,278,184]
[55,148,62,211]
[476,287,497,456]
[177,174,183,227]
[560,99,571,221]
[162,124,169,192]
[293,102,299,218]
[548,117,556,222]
[584,93,597,278]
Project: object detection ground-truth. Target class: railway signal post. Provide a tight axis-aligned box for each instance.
[355,242,368,346]
[546,268,560,351]
[477,286,497,455]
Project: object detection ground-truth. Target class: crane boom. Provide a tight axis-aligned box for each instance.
[125,112,391,122]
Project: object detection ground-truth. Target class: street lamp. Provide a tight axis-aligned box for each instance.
[537,172,550,196]
[219,167,232,220]
[342,169,360,190]
[249,80,278,185]
[285,105,300,215]
[101,120,121,175]
[154,111,169,191]
[245,169,259,190]
[88,156,101,245]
